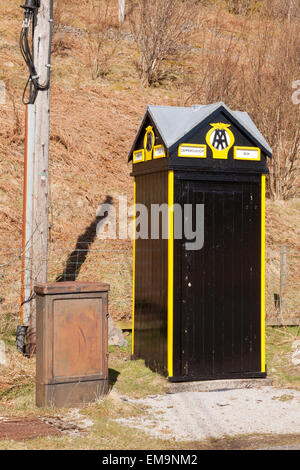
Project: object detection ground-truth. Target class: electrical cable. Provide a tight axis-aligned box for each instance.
[19,0,53,105]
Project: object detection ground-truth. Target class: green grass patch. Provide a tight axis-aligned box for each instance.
[266,326,300,389]
[107,332,167,398]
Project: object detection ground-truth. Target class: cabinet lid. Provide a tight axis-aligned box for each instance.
[34,281,110,295]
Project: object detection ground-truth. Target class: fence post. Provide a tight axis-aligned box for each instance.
[280,244,287,318]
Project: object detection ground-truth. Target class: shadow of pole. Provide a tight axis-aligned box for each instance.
[56,195,113,282]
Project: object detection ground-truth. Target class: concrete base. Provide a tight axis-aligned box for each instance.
[166,377,274,394]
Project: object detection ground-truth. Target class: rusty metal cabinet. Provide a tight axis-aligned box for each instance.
[35,282,110,408]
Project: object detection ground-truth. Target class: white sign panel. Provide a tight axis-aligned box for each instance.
[234,147,260,161]
[153,146,165,158]
[178,144,206,158]
[133,150,144,163]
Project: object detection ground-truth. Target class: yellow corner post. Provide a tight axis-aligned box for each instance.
[132,178,136,356]
[168,171,174,377]
[261,174,266,372]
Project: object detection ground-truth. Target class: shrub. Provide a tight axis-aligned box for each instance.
[129,0,194,86]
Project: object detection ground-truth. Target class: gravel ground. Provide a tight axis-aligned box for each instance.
[260,444,300,450]
[117,387,300,442]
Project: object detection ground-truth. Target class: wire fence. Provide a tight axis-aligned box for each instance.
[265,244,300,325]
[0,243,133,335]
[47,244,133,320]
[0,242,299,335]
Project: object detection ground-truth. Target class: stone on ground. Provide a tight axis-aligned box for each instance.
[108,318,128,348]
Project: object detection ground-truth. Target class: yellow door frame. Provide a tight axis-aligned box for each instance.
[132,178,136,356]
[168,171,174,377]
[261,174,266,373]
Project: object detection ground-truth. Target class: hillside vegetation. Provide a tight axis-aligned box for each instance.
[0,0,299,331]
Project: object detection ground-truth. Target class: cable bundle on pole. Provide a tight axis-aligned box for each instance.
[20,0,53,104]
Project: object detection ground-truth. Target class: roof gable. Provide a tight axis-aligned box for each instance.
[128,102,272,161]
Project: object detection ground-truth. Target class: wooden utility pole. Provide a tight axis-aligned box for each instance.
[26,0,52,354]
[118,0,125,22]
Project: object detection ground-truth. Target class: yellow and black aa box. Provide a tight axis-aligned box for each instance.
[128,102,272,382]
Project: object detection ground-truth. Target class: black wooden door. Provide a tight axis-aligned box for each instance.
[179,179,261,379]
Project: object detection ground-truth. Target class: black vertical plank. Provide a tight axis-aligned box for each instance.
[213,191,225,374]
[211,190,216,375]
[232,186,243,373]
[250,182,261,371]
[173,177,183,378]
[193,188,205,376]
[242,182,252,372]
[200,190,206,376]
[142,175,147,361]
[202,190,214,376]
[143,175,148,362]
[182,181,192,377]
[223,190,235,372]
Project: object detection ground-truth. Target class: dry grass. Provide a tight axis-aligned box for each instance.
[129,0,199,86]
[0,0,299,337]
[0,346,35,409]
[266,326,300,389]
[265,199,300,320]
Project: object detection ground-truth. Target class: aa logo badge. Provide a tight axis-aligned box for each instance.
[144,125,155,161]
[206,123,235,159]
